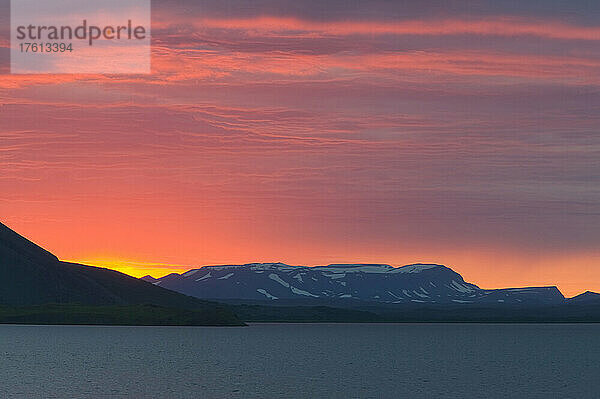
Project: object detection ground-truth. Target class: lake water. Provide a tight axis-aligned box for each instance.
[0,323,598,398]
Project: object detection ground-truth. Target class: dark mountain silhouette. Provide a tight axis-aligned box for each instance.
[142,263,600,322]
[2,220,598,324]
[142,262,565,306]
[0,222,242,325]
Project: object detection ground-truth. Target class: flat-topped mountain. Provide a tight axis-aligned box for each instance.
[3,220,596,324]
[0,222,242,325]
[142,262,565,306]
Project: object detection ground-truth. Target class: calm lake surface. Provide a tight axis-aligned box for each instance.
[1,323,598,398]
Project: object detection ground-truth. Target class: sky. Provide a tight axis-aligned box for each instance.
[1,0,599,296]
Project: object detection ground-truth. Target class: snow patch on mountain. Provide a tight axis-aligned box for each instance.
[291,286,319,297]
[269,273,290,288]
[392,264,440,274]
[257,289,278,300]
[195,272,212,281]
[325,273,346,279]
[251,263,299,272]
[450,280,474,293]
[315,264,394,274]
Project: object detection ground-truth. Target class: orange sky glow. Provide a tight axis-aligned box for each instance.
[1,1,599,297]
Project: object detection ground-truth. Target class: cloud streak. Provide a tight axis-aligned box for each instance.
[1,2,599,296]
[175,16,600,41]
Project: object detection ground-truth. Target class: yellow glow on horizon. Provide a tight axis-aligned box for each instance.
[59,248,600,298]
[66,258,192,279]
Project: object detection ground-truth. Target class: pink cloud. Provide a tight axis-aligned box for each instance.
[155,16,600,41]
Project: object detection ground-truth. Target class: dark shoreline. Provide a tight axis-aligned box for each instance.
[3,302,600,326]
[0,303,246,326]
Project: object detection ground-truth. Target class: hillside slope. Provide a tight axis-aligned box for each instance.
[0,222,242,325]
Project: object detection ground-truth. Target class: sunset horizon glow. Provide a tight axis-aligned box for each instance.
[2,0,599,298]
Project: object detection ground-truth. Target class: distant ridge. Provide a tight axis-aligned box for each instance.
[568,291,600,304]
[140,275,158,283]
[142,263,600,323]
[142,262,566,305]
